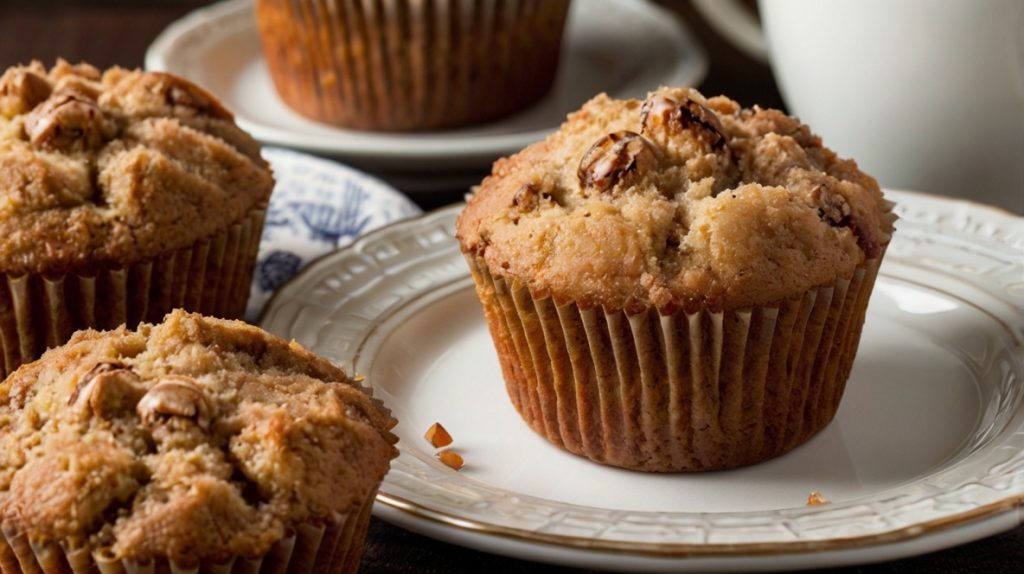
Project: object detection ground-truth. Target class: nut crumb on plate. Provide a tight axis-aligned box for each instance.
[424,422,454,448]
[807,491,830,506]
[437,450,464,471]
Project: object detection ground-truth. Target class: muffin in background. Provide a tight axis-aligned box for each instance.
[0,60,273,377]
[255,0,572,131]
[0,310,397,573]
[456,86,896,472]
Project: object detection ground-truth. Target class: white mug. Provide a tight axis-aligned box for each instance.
[693,0,1024,213]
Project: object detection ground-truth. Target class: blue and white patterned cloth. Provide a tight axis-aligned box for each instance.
[247,148,421,320]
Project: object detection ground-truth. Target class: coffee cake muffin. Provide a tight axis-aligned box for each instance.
[255,0,571,131]
[0,60,273,377]
[457,86,896,472]
[0,310,397,573]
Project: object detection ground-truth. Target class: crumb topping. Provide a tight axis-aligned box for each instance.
[457,87,896,312]
[0,310,397,565]
[0,61,273,275]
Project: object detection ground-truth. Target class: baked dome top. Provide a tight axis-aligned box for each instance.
[0,310,397,564]
[457,87,895,312]
[0,61,273,275]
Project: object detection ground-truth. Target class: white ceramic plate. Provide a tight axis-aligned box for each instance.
[259,190,1024,572]
[248,148,421,320]
[145,0,707,173]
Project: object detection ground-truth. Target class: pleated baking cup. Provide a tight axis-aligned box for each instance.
[0,489,377,574]
[0,206,266,379]
[466,251,886,472]
[256,0,571,131]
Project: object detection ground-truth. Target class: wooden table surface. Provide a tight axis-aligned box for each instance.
[1,1,1021,573]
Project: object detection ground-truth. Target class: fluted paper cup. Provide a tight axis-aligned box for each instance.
[0,489,377,574]
[466,250,886,472]
[255,0,571,131]
[0,206,266,379]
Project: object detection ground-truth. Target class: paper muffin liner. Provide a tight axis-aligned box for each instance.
[256,0,571,131]
[466,251,886,472]
[0,206,266,379]
[0,489,378,574]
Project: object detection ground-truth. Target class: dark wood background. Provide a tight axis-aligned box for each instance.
[0,1,1020,573]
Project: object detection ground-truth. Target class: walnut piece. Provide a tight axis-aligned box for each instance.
[577,131,658,194]
[512,184,540,212]
[640,93,726,150]
[806,490,829,506]
[52,75,102,101]
[813,187,852,227]
[69,362,144,419]
[0,68,51,118]
[136,375,211,431]
[24,89,114,151]
[142,72,232,120]
[424,422,453,448]
[437,450,464,471]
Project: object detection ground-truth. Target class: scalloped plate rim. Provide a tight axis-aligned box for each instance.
[259,190,1024,571]
[144,0,708,165]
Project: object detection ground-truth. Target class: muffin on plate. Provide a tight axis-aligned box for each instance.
[0,60,273,377]
[255,0,572,131]
[0,310,397,573]
[456,86,896,472]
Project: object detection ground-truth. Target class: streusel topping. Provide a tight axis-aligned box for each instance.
[0,310,396,564]
[457,87,895,311]
[0,61,273,275]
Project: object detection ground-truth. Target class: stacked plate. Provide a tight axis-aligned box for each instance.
[146,0,708,192]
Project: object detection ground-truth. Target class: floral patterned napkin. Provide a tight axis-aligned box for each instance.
[247,148,421,320]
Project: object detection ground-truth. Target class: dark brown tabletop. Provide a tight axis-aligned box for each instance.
[1,1,1020,572]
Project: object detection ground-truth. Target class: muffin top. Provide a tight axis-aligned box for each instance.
[0,60,273,276]
[0,310,397,565]
[457,87,895,312]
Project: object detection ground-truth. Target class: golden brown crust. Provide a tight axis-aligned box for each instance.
[0,310,397,564]
[456,87,895,312]
[0,61,273,276]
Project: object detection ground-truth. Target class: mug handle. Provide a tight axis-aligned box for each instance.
[691,0,769,62]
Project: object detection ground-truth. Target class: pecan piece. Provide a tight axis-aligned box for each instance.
[69,362,145,419]
[578,131,658,194]
[512,184,540,212]
[812,187,881,257]
[424,422,454,448]
[24,89,113,151]
[143,72,232,120]
[806,490,830,506]
[136,375,211,431]
[640,93,727,150]
[437,449,465,470]
[0,68,51,118]
[813,187,852,227]
[510,184,558,219]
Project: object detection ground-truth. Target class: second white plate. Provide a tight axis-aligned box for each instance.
[145,0,707,174]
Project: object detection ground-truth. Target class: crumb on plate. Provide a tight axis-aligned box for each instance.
[807,491,830,506]
[424,422,454,448]
[437,449,464,471]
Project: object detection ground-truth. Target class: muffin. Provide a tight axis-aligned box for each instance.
[255,0,572,131]
[0,60,273,378]
[456,86,896,472]
[0,310,397,572]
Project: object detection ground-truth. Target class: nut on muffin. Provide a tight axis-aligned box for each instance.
[0,60,273,376]
[457,86,895,471]
[0,310,397,571]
